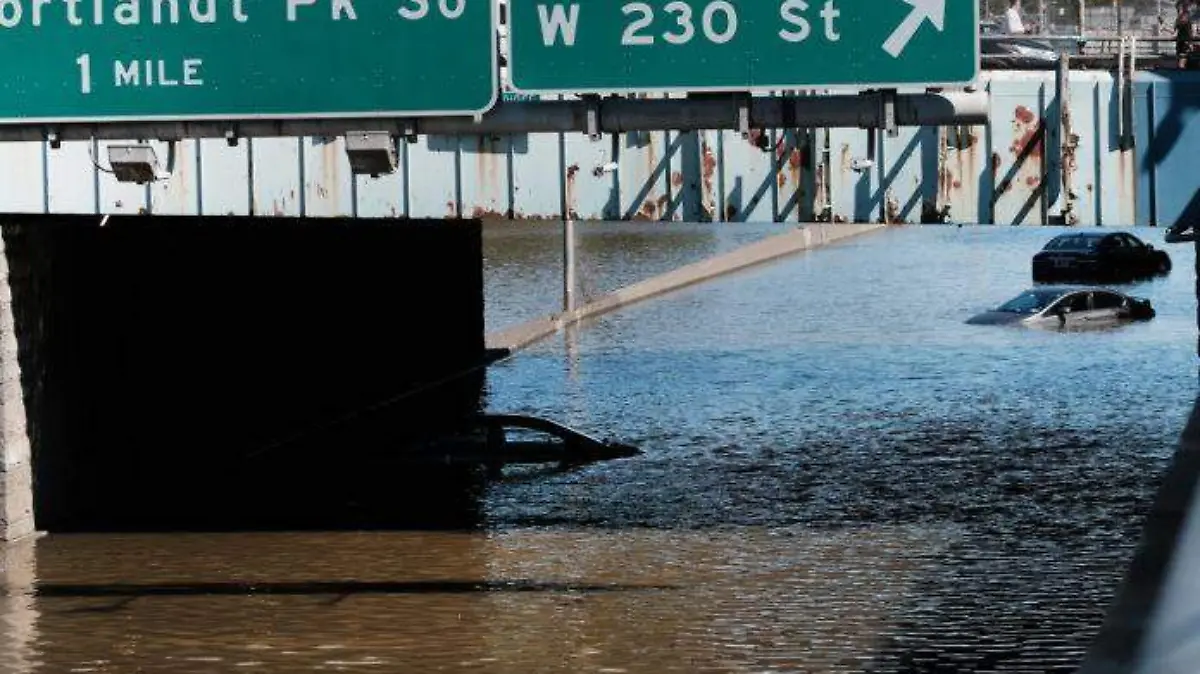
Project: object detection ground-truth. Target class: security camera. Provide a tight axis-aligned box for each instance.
[345,131,398,177]
[107,144,160,184]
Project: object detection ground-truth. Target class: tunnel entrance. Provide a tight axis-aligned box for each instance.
[2,215,489,532]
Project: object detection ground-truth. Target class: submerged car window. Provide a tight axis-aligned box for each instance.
[1044,235,1100,251]
[996,290,1061,314]
[1065,293,1091,311]
[1093,292,1126,310]
[504,427,565,446]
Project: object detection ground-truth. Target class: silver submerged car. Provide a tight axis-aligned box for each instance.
[966,286,1155,329]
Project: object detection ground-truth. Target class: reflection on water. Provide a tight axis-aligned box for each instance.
[13,528,952,673]
[483,220,792,332]
[483,225,1197,671]
[2,224,1196,672]
[1,540,37,673]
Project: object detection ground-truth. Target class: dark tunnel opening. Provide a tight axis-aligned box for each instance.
[2,214,493,533]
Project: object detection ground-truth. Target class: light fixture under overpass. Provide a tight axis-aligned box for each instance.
[344,131,398,177]
[106,144,160,184]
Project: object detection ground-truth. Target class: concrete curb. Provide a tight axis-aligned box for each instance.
[485,223,887,354]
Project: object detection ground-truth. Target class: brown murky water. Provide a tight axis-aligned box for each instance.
[7,528,954,673]
[2,224,1195,672]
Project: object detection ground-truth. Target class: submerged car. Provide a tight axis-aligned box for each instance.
[1032,231,1172,283]
[966,286,1155,329]
[406,414,641,467]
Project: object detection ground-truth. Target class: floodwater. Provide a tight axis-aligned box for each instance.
[3,224,1197,673]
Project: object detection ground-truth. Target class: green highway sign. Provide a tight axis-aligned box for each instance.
[0,0,497,123]
[508,0,979,94]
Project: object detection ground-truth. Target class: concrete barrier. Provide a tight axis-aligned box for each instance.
[486,223,886,353]
[1080,393,1200,674]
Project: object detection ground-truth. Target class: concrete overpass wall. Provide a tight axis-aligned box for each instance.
[0,216,487,534]
[1,70,1197,226]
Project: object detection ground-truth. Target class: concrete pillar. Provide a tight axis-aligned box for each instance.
[0,234,34,542]
[0,536,37,667]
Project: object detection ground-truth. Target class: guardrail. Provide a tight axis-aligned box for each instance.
[981,34,1182,58]
[980,34,1196,71]
[1082,35,1179,57]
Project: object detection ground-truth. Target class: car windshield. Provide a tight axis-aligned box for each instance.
[1043,235,1100,251]
[995,289,1065,314]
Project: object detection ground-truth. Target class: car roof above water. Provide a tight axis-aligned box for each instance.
[1042,231,1113,251]
[1052,231,1108,239]
[1047,232,1109,243]
[1034,284,1106,293]
[1017,285,1134,302]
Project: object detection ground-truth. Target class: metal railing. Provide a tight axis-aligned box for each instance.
[980,0,1178,39]
[979,33,1188,70]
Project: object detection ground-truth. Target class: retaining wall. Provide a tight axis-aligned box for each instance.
[2,71,1199,226]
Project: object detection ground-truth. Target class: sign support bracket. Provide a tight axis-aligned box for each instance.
[881,90,899,138]
[737,94,751,139]
[584,96,601,141]
[402,120,418,144]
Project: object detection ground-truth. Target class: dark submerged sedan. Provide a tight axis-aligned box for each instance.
[1031,231,1171,283]
[967,286,1155,330]
[406,414,641,467]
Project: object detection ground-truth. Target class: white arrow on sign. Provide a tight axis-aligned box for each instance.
[882,0,946,58]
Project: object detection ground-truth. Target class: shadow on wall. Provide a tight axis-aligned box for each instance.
[1141,71,1200,228]
[1,214,490,533]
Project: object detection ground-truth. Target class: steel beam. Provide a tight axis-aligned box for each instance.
[2,91,990,143]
